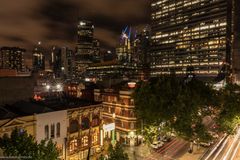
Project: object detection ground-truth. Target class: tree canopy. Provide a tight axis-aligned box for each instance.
[0,128,59,160]
[216,83,240,134]
[107,143,129,160]
[133,76,217,142]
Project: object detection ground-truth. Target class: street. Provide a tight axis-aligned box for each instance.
[201,128,240,160]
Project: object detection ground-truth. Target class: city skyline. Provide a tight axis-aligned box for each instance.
[1,0,240,159]
[0,0,150,56]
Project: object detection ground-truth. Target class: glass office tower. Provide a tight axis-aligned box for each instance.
[151,0,239,81]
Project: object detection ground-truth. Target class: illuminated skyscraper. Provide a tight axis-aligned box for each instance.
[75,20,94,76]
[116,26,132,64]
[0,47,25,71]
[150,0,240,81]
[32,42,45,71]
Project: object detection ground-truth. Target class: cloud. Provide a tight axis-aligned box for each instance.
[0,0,150,58]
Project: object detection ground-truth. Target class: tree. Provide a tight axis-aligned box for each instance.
[216,84,240,133]
[107,143,129,160]
[0,128,59,160]
[133,76,216,142]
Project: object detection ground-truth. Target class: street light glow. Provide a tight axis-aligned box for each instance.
[56,84,61,89]
[46,85,50,90]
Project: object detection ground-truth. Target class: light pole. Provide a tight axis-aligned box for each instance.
[64,137,67,160]
[111,113,116,145]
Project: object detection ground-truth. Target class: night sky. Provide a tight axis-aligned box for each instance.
[0,0,150,64]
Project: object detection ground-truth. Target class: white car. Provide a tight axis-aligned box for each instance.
[151,141,164,149]
[200,142,211,147]
[208,131,219,139]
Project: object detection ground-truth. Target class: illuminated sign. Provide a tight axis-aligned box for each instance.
[103,123,115,132]
[128,82,136,88]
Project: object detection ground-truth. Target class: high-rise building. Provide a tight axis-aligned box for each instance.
[75,20,94,76]
[133,27,151,80]
[0,47,25,71]
[150,0,240,81]
[92,39,101,62]
[50,46,62,77]
[116,26,132,64]
[61,47,74,78]
[33,42,45,72]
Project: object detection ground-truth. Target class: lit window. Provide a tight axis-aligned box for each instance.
[82,136,89,147]
[69,139,78,152]
[92,133,98,144]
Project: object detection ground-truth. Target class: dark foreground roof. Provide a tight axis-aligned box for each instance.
[0,97,101,120]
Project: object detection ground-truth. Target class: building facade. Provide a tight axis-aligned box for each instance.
[50,46,62,78]
[61,47,74,79]
[116,27,132,64]
[0,47,25,71]
[92,39,101,63]
[94,88,140,146]
[133,28,151,80]
[36,110,68,159]
[67,104,103,160]
[86,61,138,81]
[0,101,103,160]
[150,0,240,80]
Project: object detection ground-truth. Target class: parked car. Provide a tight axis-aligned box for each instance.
[208,131,219,139]
[194,140,213,147]
[199,142,212,147]
[151,141,164,149]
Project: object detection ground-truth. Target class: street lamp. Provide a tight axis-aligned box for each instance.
[46,85,50,90]
[56,84,61,89]
[112,113,116,145]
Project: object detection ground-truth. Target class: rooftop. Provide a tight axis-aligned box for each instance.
[0,97,101,120]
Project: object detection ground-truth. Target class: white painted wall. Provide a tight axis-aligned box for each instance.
[36,110,68,157]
